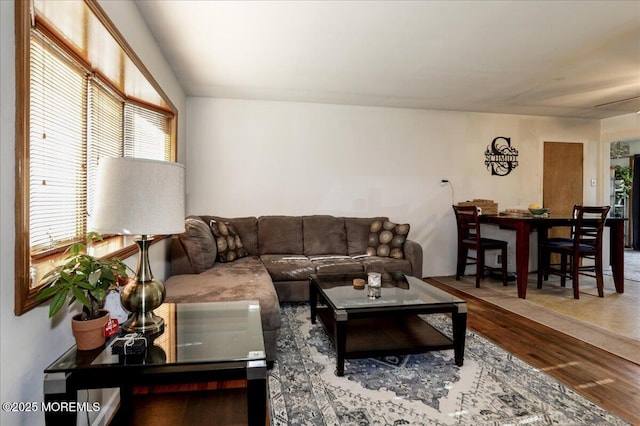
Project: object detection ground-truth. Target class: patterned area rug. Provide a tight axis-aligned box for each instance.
[605,249,640,282]
[269,303,629,425]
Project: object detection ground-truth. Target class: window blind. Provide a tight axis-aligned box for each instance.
[29,32,88,253]
[87,78,124,220]
[28,29,173,257]
[124,103,171,161]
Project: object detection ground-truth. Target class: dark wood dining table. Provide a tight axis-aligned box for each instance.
[479,215,625,299]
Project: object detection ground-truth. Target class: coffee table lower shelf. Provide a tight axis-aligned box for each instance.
[315,308,457,375]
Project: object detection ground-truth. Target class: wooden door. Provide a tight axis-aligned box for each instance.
[543,142,584,241]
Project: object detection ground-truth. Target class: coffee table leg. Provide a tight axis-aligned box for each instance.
[247,360,267,426]
[334,309,348,376]
[452,306,467,367]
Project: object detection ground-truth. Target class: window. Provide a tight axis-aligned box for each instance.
[15,0,178,314]
[29,32,88,255]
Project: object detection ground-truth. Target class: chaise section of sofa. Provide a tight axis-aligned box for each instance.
[164,216,281,362]
[164,214,424,363]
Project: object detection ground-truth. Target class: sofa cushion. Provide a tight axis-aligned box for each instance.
[359,256,413,276]
[177,216,217,273]
[164,256,280,332]
[309,255,363,274]
[210,220,248,262]
[258,216,303,254]
[202,216,259,255]
[344,217,387,255]
[366,219,410,259]
[260,255,315,281]
[303,215,348,255]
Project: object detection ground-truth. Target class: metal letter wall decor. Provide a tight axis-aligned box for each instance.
[484,136,518,176]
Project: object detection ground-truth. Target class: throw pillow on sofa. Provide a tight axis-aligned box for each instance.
[178,216,218,273]
[366,219,410,259]
[210,220,248,262]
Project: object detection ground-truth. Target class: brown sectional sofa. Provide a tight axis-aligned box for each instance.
[164,214,424,363]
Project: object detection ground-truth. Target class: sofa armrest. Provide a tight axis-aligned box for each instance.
[403,239,423,278]
[170,236,197,276]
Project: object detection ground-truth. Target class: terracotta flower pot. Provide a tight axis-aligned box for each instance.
[72,310,110,351]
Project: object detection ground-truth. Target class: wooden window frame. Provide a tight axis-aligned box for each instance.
[15,0,179,315]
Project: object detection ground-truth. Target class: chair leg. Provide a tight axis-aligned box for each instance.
[476,249,483,288]
[537,247,545,289]
[595,254,604,298]
[456,247,467,280]
[560,254,567,287]
[571,255,580,299]
[501,246,508,286]
[543,250,550,280]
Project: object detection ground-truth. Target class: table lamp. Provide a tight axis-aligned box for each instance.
[91,157,185,334]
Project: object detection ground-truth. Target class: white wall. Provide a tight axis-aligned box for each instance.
[0,1,186,425]
[186,97,602,275]
[601,113,640,145]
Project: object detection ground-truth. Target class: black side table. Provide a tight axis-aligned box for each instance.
[43,301,267,425]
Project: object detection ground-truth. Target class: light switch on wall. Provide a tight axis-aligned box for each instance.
[591,178,597,187]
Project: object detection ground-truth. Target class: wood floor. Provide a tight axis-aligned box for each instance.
[430,280,640,425]
[119,289,640,425]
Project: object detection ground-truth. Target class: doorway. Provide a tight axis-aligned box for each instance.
[543,141,584,240]
[609,139,640,248]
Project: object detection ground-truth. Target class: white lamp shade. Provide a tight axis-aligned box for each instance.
[91,157,185,235]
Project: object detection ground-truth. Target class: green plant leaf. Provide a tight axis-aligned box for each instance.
[49,291,67,318]
[88,270,101,286]
[101,267,115,280]
[36,285,61,301]
[60,270,73,283]
[90,287,106,302]
[72,286,91,308]
[86,231,103,243]
[68,241,84,256]
[75,281,94,291]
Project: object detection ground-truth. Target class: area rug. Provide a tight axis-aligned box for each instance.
[604,249,640,282]
[428,275,640,365]
[269,303,628,425]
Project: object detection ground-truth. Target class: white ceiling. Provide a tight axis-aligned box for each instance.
[134,0,640,119]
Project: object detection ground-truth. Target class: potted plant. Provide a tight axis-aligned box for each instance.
[614,165,633,198]
[37,232,131,350]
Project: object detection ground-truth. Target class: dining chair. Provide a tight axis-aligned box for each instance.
[541,204,579,280]
[536,205,611,299]
[453,205,509,288]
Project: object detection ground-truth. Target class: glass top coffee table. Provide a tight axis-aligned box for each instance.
[43,300,266,425]
[309,272,467,376]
